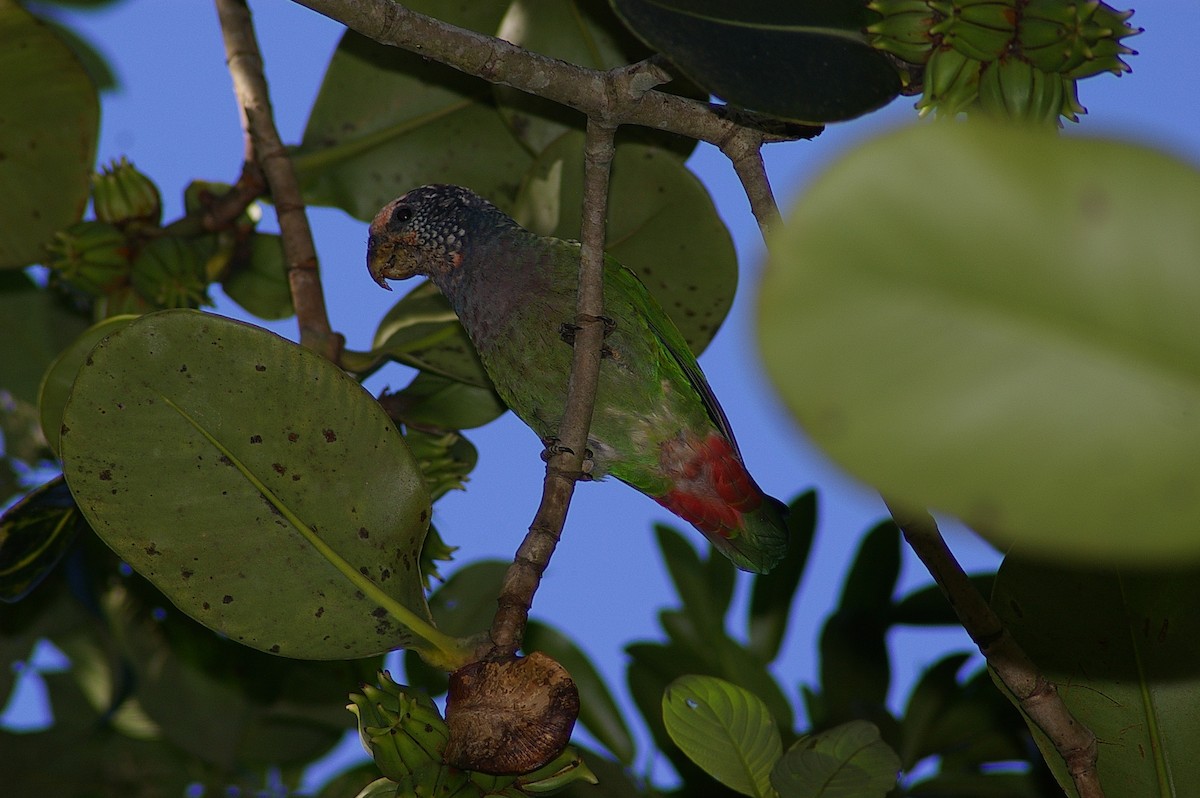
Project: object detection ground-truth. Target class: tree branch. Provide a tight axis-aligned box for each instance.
[215,0,342,360]
[720,127,782,239]
[288,0,821,149]
[883,500,1104,798]
[489,119,617,658]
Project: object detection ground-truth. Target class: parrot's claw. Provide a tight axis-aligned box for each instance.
[559,315,616,359]
[540,437,595,480]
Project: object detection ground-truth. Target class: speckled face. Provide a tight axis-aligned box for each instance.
[366,185,487,290]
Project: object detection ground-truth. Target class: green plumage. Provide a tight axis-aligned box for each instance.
[367,185,787,573]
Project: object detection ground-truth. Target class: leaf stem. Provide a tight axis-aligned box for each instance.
[215,0,342,361]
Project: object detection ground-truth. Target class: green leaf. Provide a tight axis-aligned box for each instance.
[512,130,736,355]
[0,271,90,405]
[992,557,1200,794]
[770,720,900,798]
[38,15,119,92]
[897,653,971,769]
[610,0,899,123]
[220,233,294,320]
[494,0,697,156]
[0,0,99,268]
[0,476,82,603]
[371,280,493,388]
[295,0,531,222]
[38,315,136,456]
[760,121,1200,565]
[60,310,439,660]
[748,490,816,662]
[663,675,783,797]
[384,371,506,430]
[655,523,731,632]
[526,621,637,765]
[907,771,1050,797]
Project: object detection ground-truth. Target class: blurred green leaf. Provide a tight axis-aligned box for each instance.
[0,476,81,603]
[512,130,736,355]
[907,771,1052,797]
[892,574,995,626]
[748,489,816,662]
[384,371,506,431]
[0,271,91,405]
[760,121,1200,565]
[295,0,530,221]
[655,523,731,633]
[663,674,782,797]
[221,233,294,320]
[38,16,118,91]
[610,0,898,123]
[371,280,492,388]
[0,0,99,268]
[526,620,637,765]
[770,720,899,797]
[992,557,1200,794]
[60,310,433,659]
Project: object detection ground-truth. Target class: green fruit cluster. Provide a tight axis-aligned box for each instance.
[92,156,162,230]
[866,0,1139,123]
[348,671,597,797]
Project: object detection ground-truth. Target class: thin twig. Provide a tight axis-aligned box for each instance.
[215,0,341,360]
[288,0,821,149]
[489,118,617,658]
[720,127,782,239]
[884,500,1103,798]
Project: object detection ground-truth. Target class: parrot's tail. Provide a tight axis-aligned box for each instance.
[653,432,790,574]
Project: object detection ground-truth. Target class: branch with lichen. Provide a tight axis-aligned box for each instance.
[215,0,341,361]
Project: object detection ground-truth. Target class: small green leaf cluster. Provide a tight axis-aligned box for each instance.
[867,0,1140,122]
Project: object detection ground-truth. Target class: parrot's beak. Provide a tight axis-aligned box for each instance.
[366,233,394,291]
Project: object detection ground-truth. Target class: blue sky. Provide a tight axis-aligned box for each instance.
[7,0,1199,789]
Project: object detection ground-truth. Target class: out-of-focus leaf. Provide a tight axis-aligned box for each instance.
[992,557,1200,794]
[38,315,135,456]
[0,0,99,268]
[748,489,816,662]
[907,771,1050,797]
[512,130,735,355]
[0,476,81,602]
[760,121,1200,565]
[295,0,530,221]
[526,620,636,765]
[770,720,900,798]
[38,16,118,91]
[60,310,433,659]
[663,674,782,798]
[892,574,995,626]
[610,0,899,123]
[371,280,492,388]
[897,653,970,769]
[0,271,91,405]
[655,524,730,633]
[384,371,505,431]
[220,233,294,320]
[495,0,698,157]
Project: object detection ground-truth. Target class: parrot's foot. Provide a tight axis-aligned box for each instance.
[558,315,615,358]
[540,437,595,480]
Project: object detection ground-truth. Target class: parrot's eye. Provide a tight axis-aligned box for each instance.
[391,205,413,226]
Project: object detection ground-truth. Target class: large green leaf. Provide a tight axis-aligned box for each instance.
[60,310,436,659]
[760,121,1200,565]
[294,0,530,221]
[992,557,1200,795]
[512,130,736,355]
[610,0,899,123]
[663,674,782,797]
[495,0,697,157]
[770,720,900,798]
[0,0,99,268]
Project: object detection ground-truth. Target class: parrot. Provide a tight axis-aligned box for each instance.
[366,184,788,573]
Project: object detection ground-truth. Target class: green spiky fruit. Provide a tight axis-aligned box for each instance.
[348,672,451,786]
[92,157,161,230]
[929,0,1017,61]
[45,221,132,296]
[866,0,938,64]
[916,46,983,116]
[1019,0,1139,76]
[130,236,211,309]
[978,57,1063,123]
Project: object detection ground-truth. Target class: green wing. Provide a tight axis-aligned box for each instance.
[604,254,741,455]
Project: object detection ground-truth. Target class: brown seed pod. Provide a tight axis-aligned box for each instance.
[443,651,580,775]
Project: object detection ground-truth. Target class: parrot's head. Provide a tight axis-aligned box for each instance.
[367,184,501,291]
